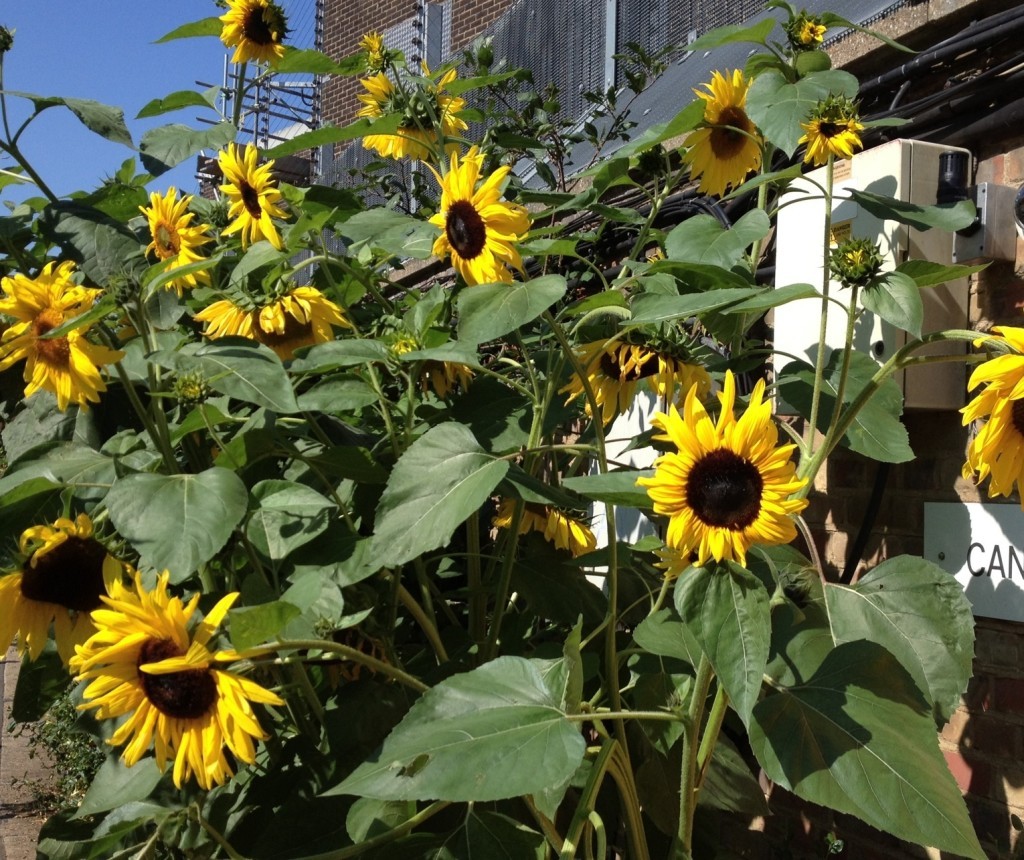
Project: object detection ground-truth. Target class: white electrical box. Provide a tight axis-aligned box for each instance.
[773,138,972,411]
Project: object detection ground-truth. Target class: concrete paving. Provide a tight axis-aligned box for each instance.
[0,646,54,860]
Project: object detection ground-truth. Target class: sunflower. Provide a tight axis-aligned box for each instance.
[0,261,123,411]
[681,70,762,198]
[493,499,597,558]
[71,572,284,790]
[195,285,349,360]
[961,327,1024,500]
[219,0,288,67]
[0,514,124,664]
[218,143,288,250]
[798,95,864,166]
[357,67,468,162]
[360,31,388,73]
[637,371,808,568]
[784,14,827,50]
[421,360,474,398]
[427,146,530,285]
[561,339,712,426]
[140,188,213,294]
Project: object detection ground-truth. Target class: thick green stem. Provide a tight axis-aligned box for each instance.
[829,281,861,436]
[249,640,430,693]
[671,654,714,860]
[483,499,524,661]
[559,741,617,860]
[466,512,486,653]
[396,581,450,663]
[805,154,835,455]
[796,328,983,491]
[695,685,730,788]
[231,61,248,129]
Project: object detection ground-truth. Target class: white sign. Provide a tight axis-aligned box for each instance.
[924,501,1024,622]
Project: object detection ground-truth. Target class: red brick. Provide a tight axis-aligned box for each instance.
[943,748,993,795]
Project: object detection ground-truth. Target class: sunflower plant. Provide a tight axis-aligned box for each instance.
[0,2,997,859]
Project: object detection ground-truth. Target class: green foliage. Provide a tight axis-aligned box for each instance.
[0,5,988,859]
[332,657,587,801]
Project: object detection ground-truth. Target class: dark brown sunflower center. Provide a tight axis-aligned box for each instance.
[685,448,763,530]
[138,638,217,720]
[239,181,263,219]
[254,312,311,349]
[709,106,753,159]
[31,309,71,368]
[818,121,841,139]
[155,222,180,257]
[20,536,107,611]
[242,7,279,46]
[445,200,487,260]
[1012,399,1024,438]
[599,349,659,381]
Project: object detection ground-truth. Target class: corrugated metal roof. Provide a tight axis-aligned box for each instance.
[556,0,914,176]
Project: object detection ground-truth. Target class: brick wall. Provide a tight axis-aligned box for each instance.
[319,0,417,132]
[448,0,514,53]
[319,0,515,133]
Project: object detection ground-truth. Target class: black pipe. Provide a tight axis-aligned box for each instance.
[858,5,1024,97]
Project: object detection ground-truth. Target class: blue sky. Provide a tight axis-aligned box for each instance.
[1,1,235,203]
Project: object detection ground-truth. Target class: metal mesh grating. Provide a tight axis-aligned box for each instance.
[478,0,607,123]
[615,0,764,86]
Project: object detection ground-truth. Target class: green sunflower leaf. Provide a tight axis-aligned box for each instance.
[228,601,303,651]
[296,376,379,412]
[156,17,222,42]
[38,202,146,284]
[457,275,567,344]
[777,351,913,463]
[626,286,762,325]
[72,757,163,819]
[288,338,391,373]
[691,18,778,50]
[746,69,859,157]
[606,99,706,161]
[340,208,439,260]
[674,561,771,726]
[6,91,134,149]
[136,88,219,119]
[749,640,985,859]
[846,189,977,232]
[436,811,546,860]
[150,340,301,413]
[371,422,508,568]
[329,656,586,801]
[264,114,403,159]
[896,259,988,288]
[824,555,975,725]
[138,121,238,177]
[105,468,248,581]
[664,209,771,270]
[246,480,336,562]
[859,270,923,338]
[276,46,352,75]
[562,469,655,507]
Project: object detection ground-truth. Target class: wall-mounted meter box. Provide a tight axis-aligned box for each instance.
[773,138,972,411]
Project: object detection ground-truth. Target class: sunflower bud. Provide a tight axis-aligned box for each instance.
[829,237,884,288]
[359,31,389,73]
[173,370,212,409]
[0,26,14,55]
[784,13,827,51]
